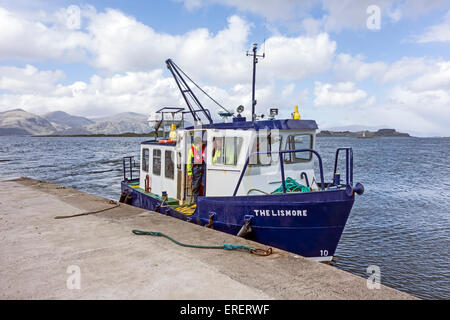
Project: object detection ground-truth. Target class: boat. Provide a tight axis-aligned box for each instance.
[120,44,364,262]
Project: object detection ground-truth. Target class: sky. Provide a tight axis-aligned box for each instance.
[0,0,449,136]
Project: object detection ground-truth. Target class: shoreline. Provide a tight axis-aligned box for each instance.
[1,135,446,138]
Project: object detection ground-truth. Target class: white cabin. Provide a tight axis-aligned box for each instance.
[139,119,319,203]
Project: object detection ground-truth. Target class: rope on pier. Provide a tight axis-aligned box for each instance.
[132,229,272,256]
[54,201,120,219]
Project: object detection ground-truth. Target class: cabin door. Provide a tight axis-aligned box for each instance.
[180,129,207,204]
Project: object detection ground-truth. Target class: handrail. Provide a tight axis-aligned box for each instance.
[300,172,310,187]
[233,148,325,196]
[333,148,353,187]
[123,156,134,181]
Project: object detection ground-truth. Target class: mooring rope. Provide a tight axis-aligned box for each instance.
[54,201,120,219]
[132,229,272,256]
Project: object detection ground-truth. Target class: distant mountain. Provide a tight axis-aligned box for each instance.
[0,109,57,135]
[51,127,93,135]
[90,112,147,123]
[43,111,93,129]
[0,108,152,135]
[83,112,150,134]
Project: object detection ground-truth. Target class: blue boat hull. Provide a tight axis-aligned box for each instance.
[121,180,354,261]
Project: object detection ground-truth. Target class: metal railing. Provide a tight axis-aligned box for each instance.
[233,147,355,196]
[333,147,353,187]
[233,148,325,196]
[122,156,138,181]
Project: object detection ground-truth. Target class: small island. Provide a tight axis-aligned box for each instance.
[317,128,410,138]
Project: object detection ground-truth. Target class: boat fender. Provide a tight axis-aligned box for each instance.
[119,190,127,203]
[125,192,133,205]
[237,219,253,238]
[346,183,365,197]
[354,182,364,195]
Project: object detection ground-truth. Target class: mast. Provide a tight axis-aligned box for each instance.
[246,43,264,121]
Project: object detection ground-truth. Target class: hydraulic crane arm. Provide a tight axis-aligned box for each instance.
[165,59,213,124]
[166,59,234,125]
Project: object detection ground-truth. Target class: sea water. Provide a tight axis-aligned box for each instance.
[0,136,449,299]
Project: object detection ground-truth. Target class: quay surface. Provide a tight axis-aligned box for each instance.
[0,177,416,299]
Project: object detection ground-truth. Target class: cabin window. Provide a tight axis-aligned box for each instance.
[249,133,276,166]
[212,137,242,166]
[142,148,149,172]
[284,134,313,163]
[177,152,182,170]
[153,149,161,175]
[165,150,174,179]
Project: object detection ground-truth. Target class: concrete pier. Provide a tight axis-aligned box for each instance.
[0,177,416,299]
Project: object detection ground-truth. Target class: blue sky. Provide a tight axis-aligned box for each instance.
[0,0,449,136]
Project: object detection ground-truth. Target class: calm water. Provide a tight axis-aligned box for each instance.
[0,136,449,299]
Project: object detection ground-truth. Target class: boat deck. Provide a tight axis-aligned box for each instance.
[124,179,196,214]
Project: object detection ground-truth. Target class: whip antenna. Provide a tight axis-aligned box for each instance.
[246,43,265,121]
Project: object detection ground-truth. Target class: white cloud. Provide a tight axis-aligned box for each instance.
[0,7,249,84]
[346,60,450,136]
[411,10,450,43]
[177,0,204,11]
[391,86,449,107]
[0,64,309,120]
[313,81,370,107]
[320,0,447,32]
[0,6,333,119]
[86,10,336,84]
[333,54,387,82]
[328,54,450,135]
[301,17,325,35]
[87,8,180,73]
[0,7,90,61]
[1,3,449,136]
[0,65,65,94]
[176,0,449,32]
[408,61,450,91]
[176,0,316,21]
[260,33,336,81]
[376,89,450,136]
[0,7,337,87]
[321,0,385,32]
[0,67,180,117]
[399,0,449,19]
[380,57,434,83]
[385,61,450,134]
[333,54,442,84]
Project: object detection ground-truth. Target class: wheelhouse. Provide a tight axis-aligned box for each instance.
[135,117,320,205]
